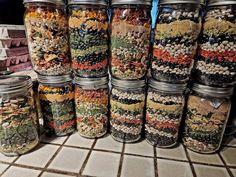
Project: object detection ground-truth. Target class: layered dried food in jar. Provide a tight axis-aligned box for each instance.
[110,81,146,142]
[193,5,236,86]
[146,88,185,147]
[69,6,108,77]
[183,85,233,153]
[0,76,39,156]
[24,3,71,75]
[39,82,76,136]
[111,6,151,80]
[75,86,108,138]
[152,4,202,83]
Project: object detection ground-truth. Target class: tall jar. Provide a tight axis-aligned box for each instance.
[110,78,146,143]
[193,0,236,87]
[183,84,234,153]
[23,0,71,76]
[38,74,76,136]
[0,76,39,156]
[110,0,151,80]
[75,76,109,138]
[68,0,109,77]
[145,79,186,147]
[152,0,202,83]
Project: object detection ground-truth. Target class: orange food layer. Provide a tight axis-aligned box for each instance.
[146,114,179,129]
[47,119,75,130]
[153,48,193,65]
[199,49,236,62]
[72,59,107,70]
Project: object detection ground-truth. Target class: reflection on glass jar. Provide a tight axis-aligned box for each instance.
[23,0,71,75]
[110,0,151,80]
[152,0,202,83]
[183,84,234,153]
[110,78,146,143]
[68,0,109,77]
[75,77,109,138]
[0,76,39,156]
[145,80,186,147]
[38,75,76,136]
[193,1,236,87]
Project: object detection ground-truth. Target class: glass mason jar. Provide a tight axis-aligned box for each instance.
[183,84,234,153]
[110,0,152,80]
[110,78,146,143]
[193,0,236,87]
[75,76,109,138]
[38,74,76,136]
[152,0,202,83]
[0,76,39,156]
[68,0,109,77]
[23,0,71,76]
[145,79,186,147]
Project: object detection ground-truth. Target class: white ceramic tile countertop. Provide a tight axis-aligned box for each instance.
[1,132,236,177]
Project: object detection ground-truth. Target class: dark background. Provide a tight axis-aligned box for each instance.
[0,0,25,25]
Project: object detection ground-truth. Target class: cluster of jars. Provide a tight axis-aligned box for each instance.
[0,0,235,157]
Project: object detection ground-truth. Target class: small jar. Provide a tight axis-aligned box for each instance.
[38,74,76,136]
[152,0,202,83]
[193,0,236,87]
[0,76,39,156]
[110,78,146,143]
[183,84,234,153]
[110,0,152,80]
[68,0,109,77]
[145,79,186,147]
[23,0,71,76]
[75,76,109,138]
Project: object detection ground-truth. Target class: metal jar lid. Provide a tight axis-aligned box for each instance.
[75,76,109,88]
[0,75,32,93]
[111,78,146,89]
[149,79,187,93]
[23,0,65,5]
[38,74,72,84]
[111,0,152,6]
[159,0,201,5]
[68,0,107,6]
[192,84,234,98]
[208,0,236,6]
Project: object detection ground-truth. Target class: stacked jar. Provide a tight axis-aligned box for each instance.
[109,0,152,143]
[24,0,76,136]
[182,84,234,153]
[68,0,109,138]
[193,0,236,87]
[145,0,202,147]
[182,0,236,154]
[0,76,39,156]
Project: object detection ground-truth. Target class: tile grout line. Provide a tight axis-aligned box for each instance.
[218,152,235,177]
[0,155,21,176]
[37,135,70,177]
[183,146,197,177]
[153,147,158,177]
[117,143,126,177]
[78,139,97,176]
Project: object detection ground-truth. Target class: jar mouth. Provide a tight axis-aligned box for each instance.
[75,76,109,87]
[159,0,201,5]
[38,74,72,84]
[111,0,152,6]
[68,0,107,6]
[208,0,236,6]
[192,84,234,98]
[0,75,32,93]
[23,0,65,5]
[149,78,187,93]
[111,78,146,88]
